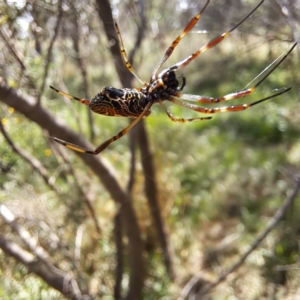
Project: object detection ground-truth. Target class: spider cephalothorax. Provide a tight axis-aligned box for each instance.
[50,0,296,155]
[145,70,183,103]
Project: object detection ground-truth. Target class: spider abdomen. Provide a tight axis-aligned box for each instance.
[89,86,151,118]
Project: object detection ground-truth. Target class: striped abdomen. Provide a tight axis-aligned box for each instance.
[89,86,151,118]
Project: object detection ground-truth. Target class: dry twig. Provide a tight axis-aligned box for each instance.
[179,175,300,300]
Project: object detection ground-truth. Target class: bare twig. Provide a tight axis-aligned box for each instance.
[128,0,147,65]
[272,0,300,43]
[0,28,35,90]
[128,0,175,278]
[272,0,300,101]
[0,205,51,263]
[179,175,300,300]
[0,234,90,300]
[127,123,137,195]
[96,0,174,283]
[0,78,144,300]
[126,0,146,195]
[0,116,61,196]
[70,2,95,140]
[114,125,139,297]
[0,29,26,71]
[37,0,63,103]
[136,122,175,279]
[51,141,102,235]
[113,207,124,300]
[95,1,145,299]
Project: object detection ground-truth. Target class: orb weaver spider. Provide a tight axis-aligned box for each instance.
[50,0,296,155]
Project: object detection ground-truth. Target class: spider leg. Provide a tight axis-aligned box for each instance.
[159,100,212,123]
[52,101,153,155]
[114,23,146,86]
[151,0,210,80]
[50,86,90,105]
[159,0,264,76]
[177,42,297,104]
[169,87,291,114]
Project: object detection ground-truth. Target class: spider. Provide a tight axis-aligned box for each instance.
[50,0,296,155]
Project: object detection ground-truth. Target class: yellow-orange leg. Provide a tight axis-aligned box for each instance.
[52,102,153,155]
[159,0,264,75]
[50,86,90,105]
[170,87,291,115]
[158,100,212,123]
[151,0,210,80]
[114,23,146,86]
[177,42,297,104]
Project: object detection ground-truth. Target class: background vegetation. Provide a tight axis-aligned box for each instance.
[0,0,300,299]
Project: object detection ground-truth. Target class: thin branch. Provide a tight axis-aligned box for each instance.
[70,2,95,140]
[0,78,144,300]
[0,234,89,300]
[113,207,124,300]
[0,27,35,90]
[179,175,300,300]
[37,0,63,103]
[114,125,138,297]
[96,0,173,283]
[1,203,75,271]
[136,122,174,279]
[95,1,146,299]
[127,123,137,195]
[127,0,175,279]
[126,0,146,196]
[272,0,300,101]
[0,205,52,263]
[0,117,61,196]
[95,0,133,87]
[0,29,26,71]
[51,140,102,235]
[128,0,147,64]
